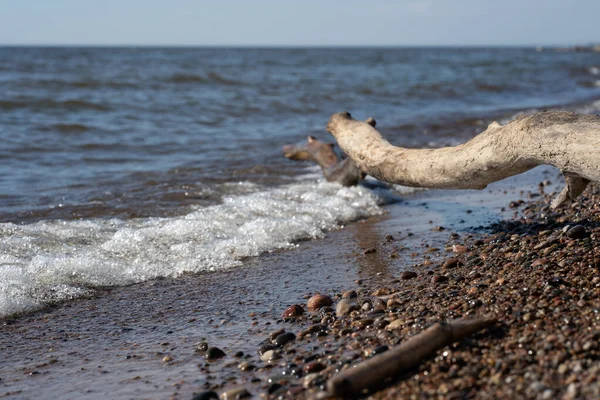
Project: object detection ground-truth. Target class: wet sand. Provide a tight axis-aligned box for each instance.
[1,167,586,399]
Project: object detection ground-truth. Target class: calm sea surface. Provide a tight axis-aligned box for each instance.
[1,47,599,316]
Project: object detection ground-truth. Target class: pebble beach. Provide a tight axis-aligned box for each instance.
[3,168,600,399]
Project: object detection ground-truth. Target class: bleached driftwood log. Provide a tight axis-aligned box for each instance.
[283,118,376,187]
[327,110,600,208]
[327,317,497,397]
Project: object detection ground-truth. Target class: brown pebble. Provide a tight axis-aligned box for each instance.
[372,287,391,296]
[281,304,304,319]
[336,299,357,317]
[363,247,377,254]
[307,294,333,311]
[342,290,358,299]
[566,225,586,239]
[400,271,418,280]
[431,275,449,284]
[452,244,467,253]
[443,258,461,269]
[304,361,326,374]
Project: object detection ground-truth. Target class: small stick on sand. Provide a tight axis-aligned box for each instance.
[326,317,497,397]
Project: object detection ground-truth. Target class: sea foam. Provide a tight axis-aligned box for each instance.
[0,181,384,317]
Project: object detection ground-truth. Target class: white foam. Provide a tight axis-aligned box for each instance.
[0,181,384,317]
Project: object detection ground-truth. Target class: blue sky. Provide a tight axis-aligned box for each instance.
[1,0,598,46]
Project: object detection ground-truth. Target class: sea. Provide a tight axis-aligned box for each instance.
[1,46,599,318]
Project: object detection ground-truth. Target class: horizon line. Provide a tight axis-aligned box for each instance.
[0,43,593,48]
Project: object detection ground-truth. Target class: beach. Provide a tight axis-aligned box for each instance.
[5,166,600,399]
[1,47,600,399]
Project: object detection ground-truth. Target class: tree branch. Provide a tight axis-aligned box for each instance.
[327,110,600,208]
[327,317,497,397]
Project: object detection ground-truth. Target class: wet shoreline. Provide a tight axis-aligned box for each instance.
[0,167,574,399]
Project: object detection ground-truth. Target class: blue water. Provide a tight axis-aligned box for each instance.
[1,46,600,317]
[1,47,599,222]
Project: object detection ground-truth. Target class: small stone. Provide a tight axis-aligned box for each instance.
[372,287,391,296]
[258,343,276,355]
[267,383,283,395]
[162,355,173,363]
[384,234,395,242]
[566,225,586,239]
[233,351,244,358]
[363,247,377,254]
[443,258,461,269]
[281,304,304,319]
[400,271,418,280]
[366,345,388,357]
[387,319,404,330]
[237,361,255,371]
[220,388,251,400]
[304,361,326,374]
[431,275,449,284]
[452,244,467,253]
[192,391,218,400]
[206,347,226,361]
[352,319,374,329]
[307,294,333,311]
[273,332,296,347]
[269,329,286,341]
[336,299,357,317]
[342,290,358,299]
[260,350,281,362]
[196,341,209,352]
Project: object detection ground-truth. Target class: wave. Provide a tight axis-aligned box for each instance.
[0,181,384,318]
[0,98,110,112]
[166,71,242,86]
[47,123,91,133]
[167,73,208,84]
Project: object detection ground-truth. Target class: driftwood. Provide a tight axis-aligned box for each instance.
[283,118,379,187]
[327,317,496,397]
[327,110,600,208]
[283,136,363,187]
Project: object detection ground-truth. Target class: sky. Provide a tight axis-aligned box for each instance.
[0,0,598,46]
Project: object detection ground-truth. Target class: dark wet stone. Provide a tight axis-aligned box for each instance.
[547,276,568,287]
[274,332,296,347]
[192,391,218,400]
[367,309,385,317]
[196,341,208,352]
[221,388,251,399]
[363,247,377,254]
[258,343,276,355]
[304,361,326,373]
[234,351,244,358]
[281,304,304,319]
[401,270,418,280]
[372,298,386,311]
[369,345,389,357]
[269,328,286,341]
[566,225,586,239]
[432,275,450,284]
[342,290,358,299]
[443,257,462,269]
[384,234,395,242]
[374,318,389,329]
[304,354,319,363]
[267,383,283,394]
[205,346,226,361]
[307,294,333,311]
